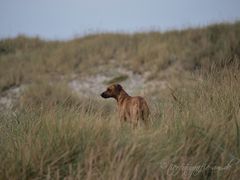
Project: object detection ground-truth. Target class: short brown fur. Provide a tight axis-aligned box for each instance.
[101,84,150,128]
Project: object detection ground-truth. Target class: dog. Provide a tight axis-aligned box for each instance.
[101,84,150,127]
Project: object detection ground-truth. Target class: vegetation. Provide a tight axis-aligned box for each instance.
[0,22,240,92]
[0,22,240,179]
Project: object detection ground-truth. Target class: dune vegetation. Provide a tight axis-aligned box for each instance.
[0,22,240,179]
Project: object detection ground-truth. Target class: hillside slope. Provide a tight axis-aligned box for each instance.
[0,22,240,179]
[0,22,240,86]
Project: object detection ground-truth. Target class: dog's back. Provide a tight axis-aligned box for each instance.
[101,84,150,127]
[129,96,150,126]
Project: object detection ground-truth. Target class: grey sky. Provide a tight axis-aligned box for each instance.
[1,0,240,40]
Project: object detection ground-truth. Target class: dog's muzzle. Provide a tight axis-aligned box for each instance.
[101,92,108,98]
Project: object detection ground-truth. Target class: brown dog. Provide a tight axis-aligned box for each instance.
[101,84,150,127]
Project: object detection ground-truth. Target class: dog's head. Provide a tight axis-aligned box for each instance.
[101,84,123,99]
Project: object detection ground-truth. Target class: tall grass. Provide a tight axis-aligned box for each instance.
[1,63,240,179]
[0,22,240,92]
[1,21,240,179]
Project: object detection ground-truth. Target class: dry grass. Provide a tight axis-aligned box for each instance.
[0,22,240,179]
[0,22,240,92]
[1,63,240,179]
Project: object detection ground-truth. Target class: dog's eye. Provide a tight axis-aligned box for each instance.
[107,88,110,91]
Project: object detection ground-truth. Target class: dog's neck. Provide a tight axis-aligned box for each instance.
[116,89,130,104]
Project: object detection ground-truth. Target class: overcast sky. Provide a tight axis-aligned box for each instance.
[1,0,240,40]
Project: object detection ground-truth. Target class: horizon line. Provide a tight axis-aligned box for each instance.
[1,19,239,42]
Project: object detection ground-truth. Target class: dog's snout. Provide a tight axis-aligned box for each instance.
[101,92,107,98]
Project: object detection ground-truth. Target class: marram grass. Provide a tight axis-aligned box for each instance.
[1,66,240,180]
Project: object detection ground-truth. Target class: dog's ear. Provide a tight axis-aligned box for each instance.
[116,84,122,91]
